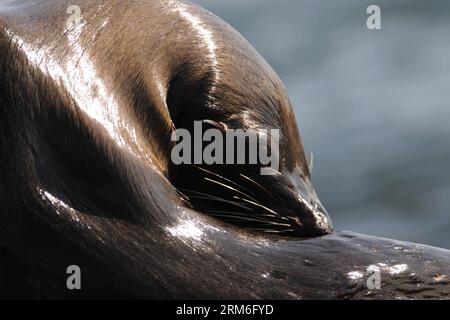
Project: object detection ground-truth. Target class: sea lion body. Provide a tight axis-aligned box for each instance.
[0,0,449,299]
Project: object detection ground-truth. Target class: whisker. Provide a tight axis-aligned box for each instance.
[247,228,282,234]
[185,194,255,212]
[178,189,217,201]
[233,196,280,217]
[178,165,298,235]
[262,221,292,227]
[203,177,259,203]
[191,165,261,200]
[239,173,283,204]
[207,210,259,217]
[209,214,269,224]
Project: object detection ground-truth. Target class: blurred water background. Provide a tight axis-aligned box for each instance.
[193,0,450,248]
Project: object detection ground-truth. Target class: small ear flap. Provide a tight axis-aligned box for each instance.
[307,151,314,174]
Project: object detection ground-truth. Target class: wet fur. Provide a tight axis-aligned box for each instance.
[0,0,449,299]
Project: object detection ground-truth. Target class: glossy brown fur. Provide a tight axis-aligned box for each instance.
[0,0,449,299]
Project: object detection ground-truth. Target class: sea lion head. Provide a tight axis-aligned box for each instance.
[165,11,333,237]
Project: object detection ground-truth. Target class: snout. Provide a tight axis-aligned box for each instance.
[270,170,334,237]
[290,196,333,236]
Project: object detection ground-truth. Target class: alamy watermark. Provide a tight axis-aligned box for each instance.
[171,121,280,175]
[66,5,82,29]
[66,265,81,290]
[366,266,381,290]
[367,5,381,30]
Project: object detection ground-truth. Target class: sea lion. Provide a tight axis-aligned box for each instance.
[0,0,449,299]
